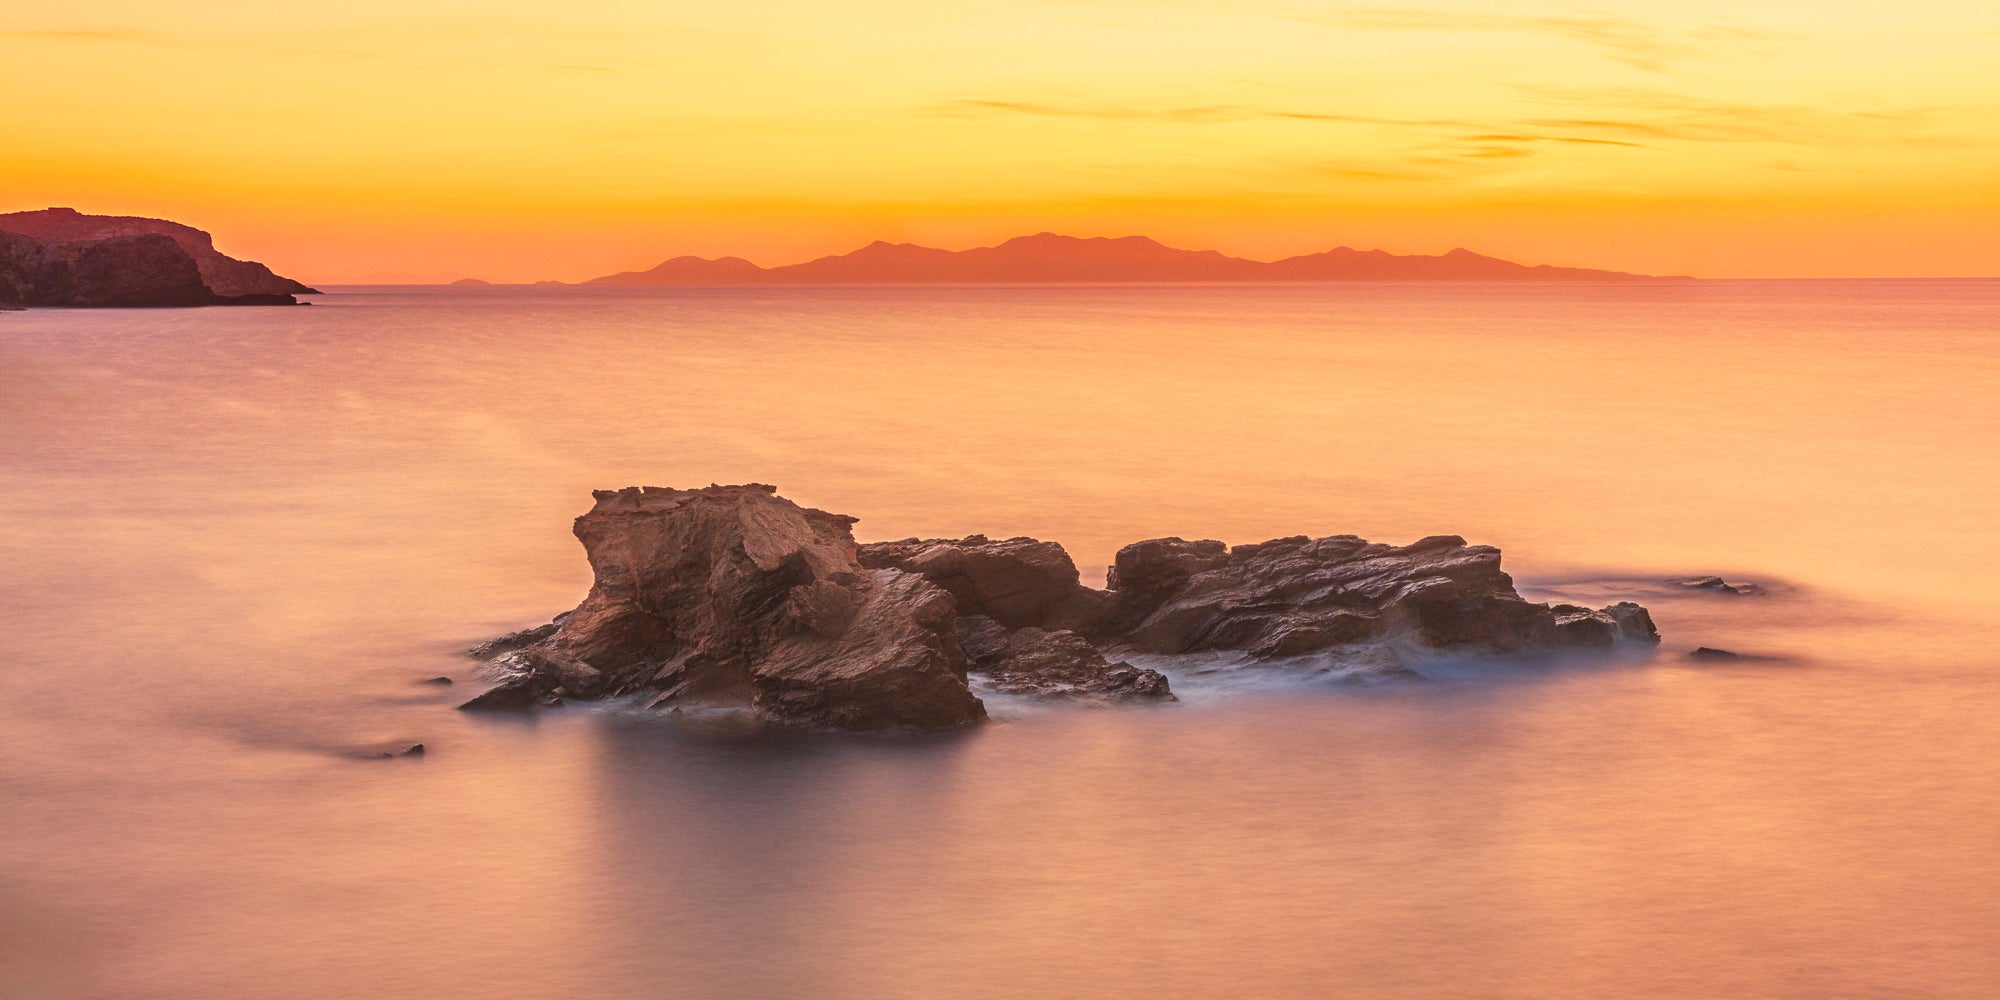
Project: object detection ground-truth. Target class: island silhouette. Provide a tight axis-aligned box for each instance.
[0,207,318,307]
[590,232,1685,285]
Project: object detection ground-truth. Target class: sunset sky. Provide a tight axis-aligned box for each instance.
[7,0,1998,282]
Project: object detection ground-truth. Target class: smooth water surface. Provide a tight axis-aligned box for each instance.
[2,282,1997,999]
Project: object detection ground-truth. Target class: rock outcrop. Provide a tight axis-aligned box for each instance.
[466,486,1661,728]
[956,616,1173,702]
[463,485,985,729]
[1095,534,1657,660]
[0,208,314,307]
[858,534,1102,630]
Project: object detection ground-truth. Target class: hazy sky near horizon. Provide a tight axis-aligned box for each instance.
[7,0,1998,281]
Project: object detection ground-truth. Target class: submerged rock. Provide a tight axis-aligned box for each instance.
[1095,534,1658,662]
[1674,576,1765,596]
[1686,646,1782,662]
[956,616,1173,702]
[461,484,984,729]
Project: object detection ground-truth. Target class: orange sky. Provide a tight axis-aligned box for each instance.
[6,1,1998,282]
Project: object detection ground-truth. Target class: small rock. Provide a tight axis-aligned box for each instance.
[1674,576,1764,596]
[417,676,453,686]
[458,675,550,711]
[361,742,426,759]
[1686,646,1781,662]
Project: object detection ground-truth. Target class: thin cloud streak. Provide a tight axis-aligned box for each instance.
[1296,7,1796,73]
[936,98,1653,151]
[2,24,638,76]
[1518,86,1957,146]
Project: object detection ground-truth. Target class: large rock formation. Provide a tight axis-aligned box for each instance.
[466,486,1660,728]
[0,208,314,307]
[464,485,985,729]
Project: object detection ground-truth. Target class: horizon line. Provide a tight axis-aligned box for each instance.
[321,275,2000,287]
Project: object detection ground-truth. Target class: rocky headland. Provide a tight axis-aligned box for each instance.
[463,485,1660,729]
[0,208,316,307]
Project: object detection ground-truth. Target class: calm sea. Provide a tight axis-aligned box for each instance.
[2,282,1997,999]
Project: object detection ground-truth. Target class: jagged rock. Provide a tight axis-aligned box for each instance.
[461,485,984,729]
[458,667,551,711]
[465,621,559,659]
[1551,601,1660,646]
[1674,576,1765,596]
[859,534,1101,629]
[1096,533,1659,660]
[956,616,1173,702]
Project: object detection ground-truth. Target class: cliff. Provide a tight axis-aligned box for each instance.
[0,208,317,297]
[0,231,218,307]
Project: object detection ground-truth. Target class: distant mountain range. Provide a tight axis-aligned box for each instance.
[589,233,1684,285]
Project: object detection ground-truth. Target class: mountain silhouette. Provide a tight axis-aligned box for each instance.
[590,233,1681,284]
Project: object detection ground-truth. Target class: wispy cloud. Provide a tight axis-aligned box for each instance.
[943,100,1250,122]
[1518,86,1954,145]
[1297,8,1794,73]
[935,98,1650,152]
[936,100,1488,131]
[1460,133,1646,148]
[2,27,186,46]
[2,24,640,76]
[936,96,1660,183]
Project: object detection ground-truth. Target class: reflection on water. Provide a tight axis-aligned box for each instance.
[1,282,1997,999]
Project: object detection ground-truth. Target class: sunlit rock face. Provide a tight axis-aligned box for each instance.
[465,484,985,729]
[1096,533,1659,659]
[858,534,1103,631]
[859,534,1171,702]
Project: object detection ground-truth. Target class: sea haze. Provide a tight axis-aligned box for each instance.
[1,281,1997,1000]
